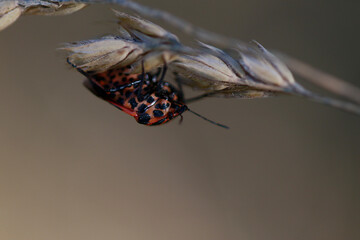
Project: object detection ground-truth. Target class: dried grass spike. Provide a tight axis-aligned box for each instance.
[130,50,178,74]
[172,54,239,91]
[62,37,144,73]
[24,2,86,16]
[114,10,179,42]
[0,1,23,32]
[198,41,246,78]
[236,41,296,90]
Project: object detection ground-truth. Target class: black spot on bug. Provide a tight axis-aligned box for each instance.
[147,96,155,103]
[129,98,138,109]
[171,104,180,111]
[137,104,148,113]
[117,97,125,105]
[137,113,151,124]
[137,95,145,102]
[109,73,116,79]
[168,112,174,120]
[155,103,169,110]
[94,76,105,82]
[153,110,164,117]
[122,77,128,82]
[125,91,132,98]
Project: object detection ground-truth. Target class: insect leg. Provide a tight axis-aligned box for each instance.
[137,60,146,100]
[178,114,184,125]
[156,61,168,92]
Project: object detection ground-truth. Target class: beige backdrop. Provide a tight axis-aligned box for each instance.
[0,1,359,240]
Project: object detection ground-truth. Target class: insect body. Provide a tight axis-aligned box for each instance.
[68,58,229,128]
[84,67,188,126]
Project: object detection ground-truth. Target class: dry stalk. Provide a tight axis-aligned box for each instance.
[1,0,360,116]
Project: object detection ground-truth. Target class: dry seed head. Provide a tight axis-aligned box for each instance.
[0,1,19,15]
[0,1,23,32]
[172,41,302,94]
[171,44,275,91]
[23,2,86,16]
[114,10,179,43]
[172,43,260,92]
[63,37,144,73]
[0,1,86,31]
[64,11,188,74]
[237,41,296,89]
[172,53,239,90]
[130,50,180,74]
[115,11,187,73]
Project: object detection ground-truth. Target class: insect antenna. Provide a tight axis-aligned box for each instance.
[187,109,229,129]
[185,92,218,103]
[178,114,184,125]
[156,62,168,92]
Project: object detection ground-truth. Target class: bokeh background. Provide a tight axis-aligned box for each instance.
[0,1,359,240]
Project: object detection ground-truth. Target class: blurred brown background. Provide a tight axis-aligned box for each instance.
[0,1,359,240]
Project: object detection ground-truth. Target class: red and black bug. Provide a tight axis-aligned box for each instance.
[69,59,228,128]
[84,67,189,126]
